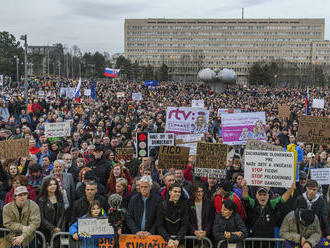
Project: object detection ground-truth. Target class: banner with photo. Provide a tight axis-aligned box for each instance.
[165,107,209,134]
[222,112,266,145]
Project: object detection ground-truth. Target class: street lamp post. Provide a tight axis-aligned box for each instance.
[20,34,28,103]
[14,56,19,84]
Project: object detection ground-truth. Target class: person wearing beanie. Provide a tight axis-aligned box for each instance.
[213,179,247,221]
[295,179,330,239]
[280,208,321,248]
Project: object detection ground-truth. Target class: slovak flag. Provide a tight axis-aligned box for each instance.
[305,87,310,115]
[104,68,120,78]
[74,78,81,102]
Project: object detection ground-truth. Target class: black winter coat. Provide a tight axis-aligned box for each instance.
[87,157,111,187]
[156,199,189,242]
[37,196,65,241]
[213,212,248,244]
[126,192,160,234]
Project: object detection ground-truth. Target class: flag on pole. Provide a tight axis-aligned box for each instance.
[74,78,81,102]
[104,68,120,78]
[91,79,96,100]
[305,87,310,115]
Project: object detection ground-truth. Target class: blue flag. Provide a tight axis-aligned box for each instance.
[91,79,96,100]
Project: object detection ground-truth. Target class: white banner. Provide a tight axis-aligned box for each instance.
[66,88,75,99]
[244,150,295,188]
[45,122,71,137]
[165,107,209,134]
[192,100,204,108]
[195,168,226,179]
[78,218,114,238]
[311,168,330,185]
[312,99,325,109]
[84,89,91,96]
[132,92,142,101]
[148,133,174,147]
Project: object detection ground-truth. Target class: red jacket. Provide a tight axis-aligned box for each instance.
[213,192,247,221]
[5,185,37,204]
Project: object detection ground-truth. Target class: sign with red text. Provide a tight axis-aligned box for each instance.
[165,107,209,134]
[244,150,294,188]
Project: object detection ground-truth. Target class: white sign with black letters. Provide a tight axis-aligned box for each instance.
[312,99,325,109]
[244,150,294,188]
[311,168,330,185]
[148,133,174,147]
[78,218,114,238]
[192,100,204,108]
[45,122,71,137]
[195,168,226,179]
[132,92,142,101]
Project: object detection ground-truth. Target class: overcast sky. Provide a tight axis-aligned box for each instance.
[1,0,329,56]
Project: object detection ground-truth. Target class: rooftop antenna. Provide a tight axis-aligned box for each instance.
[242,8,244,19]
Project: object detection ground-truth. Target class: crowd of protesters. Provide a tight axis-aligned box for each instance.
[0,77,329,248]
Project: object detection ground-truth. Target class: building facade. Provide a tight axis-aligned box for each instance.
[124,18,330,84]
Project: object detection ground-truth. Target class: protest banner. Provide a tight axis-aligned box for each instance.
[66,87,75,98]
[312,99,325,109]
[158,146,190,169]
[196,143,228,169]
[165,107,209,134]
[217,108,241,117]
[84,89,91,96]
[117,92,125,98]
[115,148,135,161]
[99,235,166,248]
[0,138,29,160]
[0,75,3,86]
[132,92,142,101]
[38,90,45,98]
[60,87,66,97]
[44,122,71,137]
[192,100,204,108]
[245,139,283,152]
[244,150,295,188]
[176,134,204,155]
[311,168,330,185]
[222,112,266,145]
[194,168,226,179]
[78,218,114,238]
[297,116,330,144]
[278,104,291,118]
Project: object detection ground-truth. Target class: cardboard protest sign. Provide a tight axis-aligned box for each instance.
[278,104,291,118]
[176,134,204,155]
[115,148,135,161]
[192,100,204,108]
[194,168,226,179]
[222,112,266,145]
[99,235,166,248]
[84,89,91,96]
[297,116,330,144]
[196,143,228,169]
[165,107,209,134]
[132,92,142,101]
[0,138,29,160]
[158,146,190,169]
[311,168,330,185]
[78,218,114,238]
[117,92,125,98]
[45,122,71,137]
[245,139,283,152]
[312,99,325,109]
[244,150,295,188]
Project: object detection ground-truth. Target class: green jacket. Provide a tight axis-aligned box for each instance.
[3,200,41,247]
[280,210,321,247]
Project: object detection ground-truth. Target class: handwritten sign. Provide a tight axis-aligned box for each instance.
[0,138,29,160]
[78,218,114,238]
[195,168,226,179]
[115,148,135,161]
[176,134,204,155]
[196,143,228,169]
[312,99,324,109]
[158,146,190,169]
[244,150,295,188]
[311,168,330,185]
[45,122,71,137]
[245,140,283,152]
[278,104,291,118]
[165,107,209,134]
[297,116,330,144]
[192,100,204,108]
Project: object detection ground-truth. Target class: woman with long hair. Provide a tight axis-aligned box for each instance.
[69,200,106,248]
[107,164,127,193]
[5,175,37,204]
[37,177,65,244]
